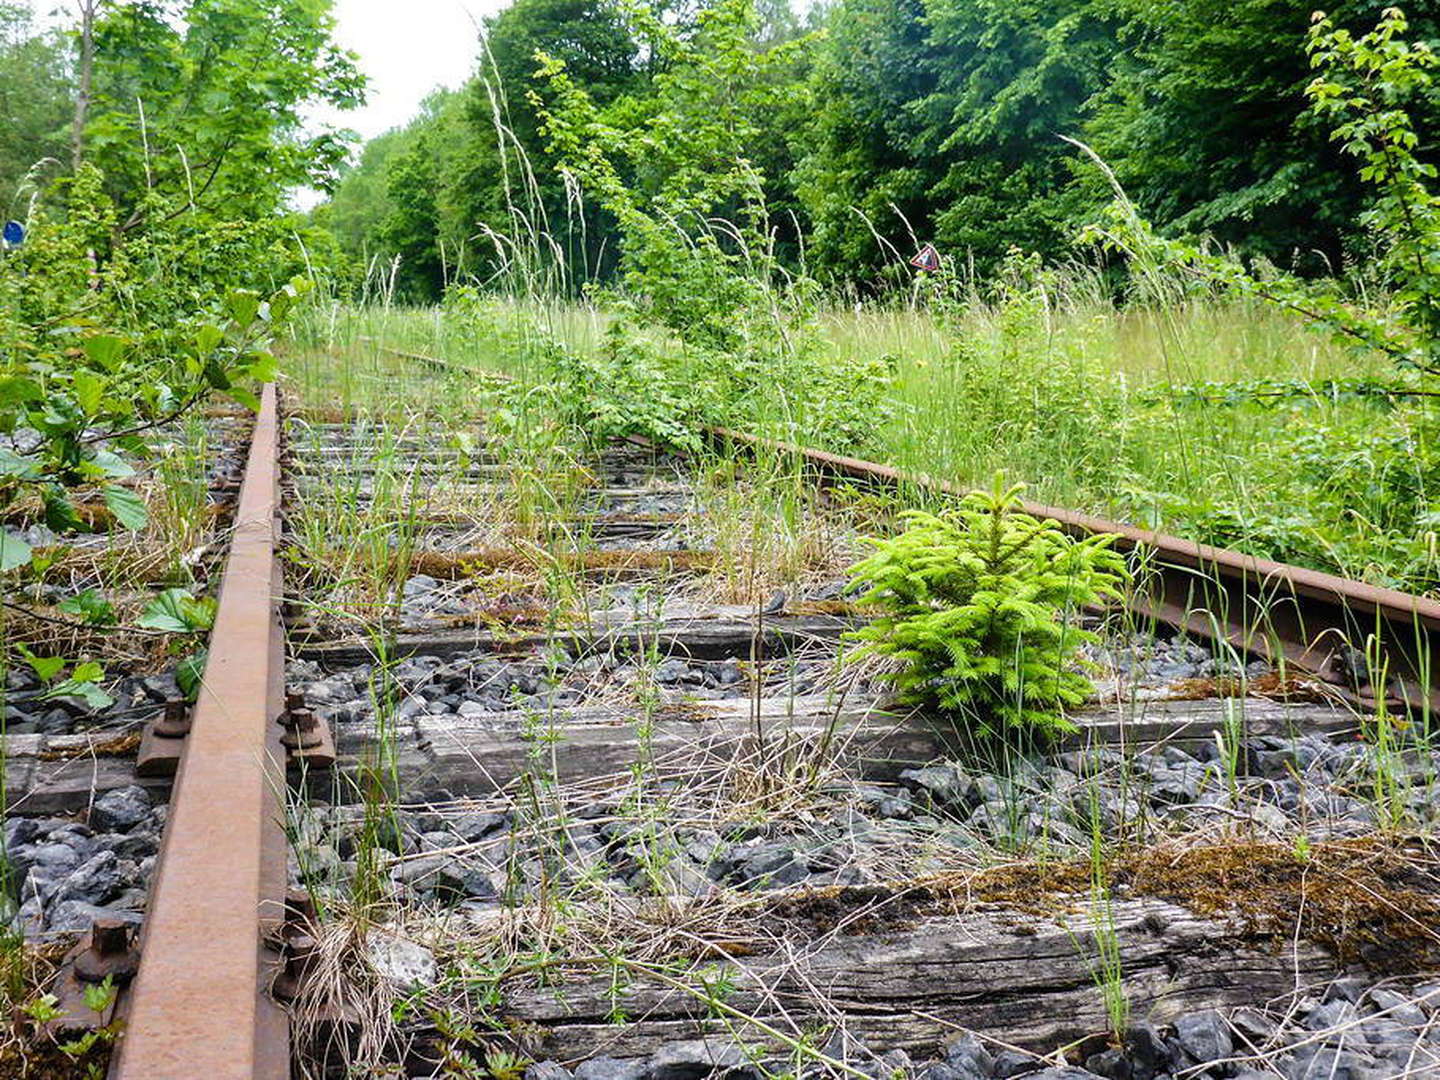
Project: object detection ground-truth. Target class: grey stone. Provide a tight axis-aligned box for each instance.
[392,854,448,893]
[366,930,436,988]
[58,851,122,905]
[1287,1048,1378,1079]
[941,1033,993,1080]
[1085,1050,1132,1080]
[88,786,154,832]
[140,673,180,701]
[1125,1022,1169,1080]
[735,844,807,886]
[451,812,506,842]
[858,787,914,820]
[1304,999,1357,1031]
[1413,981,1440,1013]
[1368,988,1428,1028]
[109,887,146,912]
[25,842,82,878]
[573,1057,648,1080]
[654,660,690,684]
[402,573,441,599]
[684,830,723,864]
[1229,1007,1276,1047]
[660,860,713,897]
[1148,762,1207,804]
[866,1049,911,1079]
[898,765,972,810]
[647,1038,747,1080]
[437,863,499,903]
[991,1050,1041,1078]
[98,830,158,861]
[526,1064,573,1080]
[16,896,43,936]
[1173,1010,1232,1063]
[35,708,71,734]
[46,900,142,935]
[396,696,428,720]
[1324,975,1371,1003]
[4,818,38,850]
[1248,803,1291,834]
[1358,1018,1411,1056]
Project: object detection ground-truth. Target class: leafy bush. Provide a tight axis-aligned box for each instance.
[846,481,1128,740]
[545,324,704,451]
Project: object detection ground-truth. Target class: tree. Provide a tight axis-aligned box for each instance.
[790,0,941,280]
[792,0,1117,282]
[921,0,1116,261]
[0,5,72,196]
[1081,0,1440,268]
[84,0,364,230]
[71,0,96,170]
[537,0,813,345]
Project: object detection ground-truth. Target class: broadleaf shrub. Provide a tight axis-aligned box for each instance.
[548,324,704,451]
[846,481,1128,740]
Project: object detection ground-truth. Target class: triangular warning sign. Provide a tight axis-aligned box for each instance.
[909,242,941,272]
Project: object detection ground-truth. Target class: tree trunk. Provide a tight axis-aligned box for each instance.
[71,0,97,172]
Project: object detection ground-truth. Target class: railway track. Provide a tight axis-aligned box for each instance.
[12,363,1440,1078]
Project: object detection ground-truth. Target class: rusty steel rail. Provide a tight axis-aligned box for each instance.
[710,427,1440,715]
[111,383,288,1079]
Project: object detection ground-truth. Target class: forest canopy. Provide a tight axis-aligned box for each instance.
[314,0,1440,300]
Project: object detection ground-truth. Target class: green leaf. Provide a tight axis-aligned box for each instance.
[89,450,135,479]
[103,485,148,530]
[25,652,66,683]
[195,324,225,354]
[81,979,116,1015]
[0,377,43,407]
[137,588,216,633]
[176,649,208,700]
[245,350,278,384]
[0,449,41,480]
[71,661,104,683]
[43,488,83,533]
[204,358,233,390]
[0,531,32,573]
[225,290,262,328]
[226,387,261,412]
[82,334,128,371]
[73,371,104,415]
[43,677,114,710]
[57,589,117,626]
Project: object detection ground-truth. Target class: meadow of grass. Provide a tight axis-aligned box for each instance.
[289,275,1438,594]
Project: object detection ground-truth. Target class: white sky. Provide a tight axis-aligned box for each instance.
[320,0,495,142]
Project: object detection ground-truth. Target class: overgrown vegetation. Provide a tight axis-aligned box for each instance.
[0,0,361,1042]
[7,1,1440,1072]
[275,2,1440,596]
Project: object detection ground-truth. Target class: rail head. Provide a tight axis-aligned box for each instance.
[109,383,288,1080]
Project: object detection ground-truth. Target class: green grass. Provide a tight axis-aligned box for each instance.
[290,282,1439,594]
